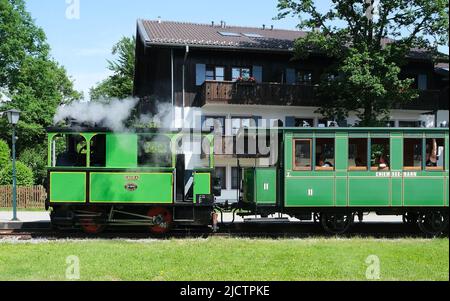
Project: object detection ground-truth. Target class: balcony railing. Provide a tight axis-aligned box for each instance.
[197,81,445,111]
[199,81,317,107]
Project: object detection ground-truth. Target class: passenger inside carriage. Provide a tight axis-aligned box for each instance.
[426,138,445,170]
[315,138,335,170]
[426,139,438,167]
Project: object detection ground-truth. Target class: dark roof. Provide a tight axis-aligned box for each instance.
[435,62,449,71]
[138,20,307,51]
[137,19,433,59]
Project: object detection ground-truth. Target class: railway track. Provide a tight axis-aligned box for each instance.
[1,222,447,240]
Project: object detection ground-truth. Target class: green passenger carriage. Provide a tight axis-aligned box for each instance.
[45,126,449,236]
[239,127,448,235]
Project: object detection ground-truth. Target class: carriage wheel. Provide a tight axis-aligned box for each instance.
[320,213,353,235]
[418,211,448,237]
[147,207,173,234]
[78,207,107,234]
[402,212,418,225]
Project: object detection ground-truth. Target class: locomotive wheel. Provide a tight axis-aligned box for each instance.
[418,211,448,237]
[78,207,107,234]
[320,213,353,235]
[147,207,173,234]
[402,212,418,225]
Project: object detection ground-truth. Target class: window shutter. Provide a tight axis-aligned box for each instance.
[286,68,296,84]
[196,64,206,86]
[285,116,296,127]
[253,66,263,83]
[418,74,427,90]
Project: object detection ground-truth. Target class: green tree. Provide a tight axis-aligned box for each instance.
[19,146,47,185]
[0,0,81,153]
[0,161,34,186]
[90,36,136,101]
[277,0,449,126]
[0,139,10,169]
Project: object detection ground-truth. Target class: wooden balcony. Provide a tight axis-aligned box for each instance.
[198,81,318,107]
[197,81,446,111]
[398,90,447,111]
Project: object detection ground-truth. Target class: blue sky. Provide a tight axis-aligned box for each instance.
[25,0,448,100]
[25,0,303,99]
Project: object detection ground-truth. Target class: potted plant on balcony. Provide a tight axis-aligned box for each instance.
[233,77,258,104]
[235,76,257,84]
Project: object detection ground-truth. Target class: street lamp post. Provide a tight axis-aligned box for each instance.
[6,109,21,221]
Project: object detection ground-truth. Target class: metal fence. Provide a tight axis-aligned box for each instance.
[0,185,47,209]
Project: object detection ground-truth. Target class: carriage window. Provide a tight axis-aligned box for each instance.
[315,138,335,170]
[425,138,445,171]
[293,139,312,170]
[51,134,87,167]
[215,167,227,190]
[348,138,368,170]
[90,134,106,167]
[138,135,172,167]
[371,138,390,171]
[403,138,422,170]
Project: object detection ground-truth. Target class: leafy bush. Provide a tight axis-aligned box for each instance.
[19,146,47,185]
[0,161,34,186]
[0,140,10,169]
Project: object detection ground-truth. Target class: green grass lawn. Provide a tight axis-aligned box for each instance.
[0,238,448,281]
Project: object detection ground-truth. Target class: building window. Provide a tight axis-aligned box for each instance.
[348,138,368,170]
[386,121,396,127]
[425,138,445,170]
[417,74,427,90]
[295,118,314,127]
[404,138,422,170]
[202,116,226,135]
[232,67,251,81]
[296,70,313,84]
[231,117,258,136]
[370,138,390,171]
[215,167,227,190]
[206,66,225,81]
[231,167,244,190]
[399,121,421,128]
[293,139,312,170]
[315,138,335,170]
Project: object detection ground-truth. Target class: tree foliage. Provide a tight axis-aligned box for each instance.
[277,0,449,126]
[0,0,81,153]
[90,36,135,101]
[0,161,34,186]
[0,139,10,169]
[18,146,47,185]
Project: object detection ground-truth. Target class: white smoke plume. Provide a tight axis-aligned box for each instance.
[137,101,174,129]
[53,98,139,132]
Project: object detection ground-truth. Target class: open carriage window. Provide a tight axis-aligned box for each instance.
[315,138,335,170]
[403,138,422,170]
[90,134,106,167]
[348,138,368,171]
[425,138,445,171]
[138,135,172,167]
[371,138,390,171]
[293,139,312,171]
[51,134,87,167]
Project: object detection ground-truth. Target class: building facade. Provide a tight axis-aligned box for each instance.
[133,19,449,202]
